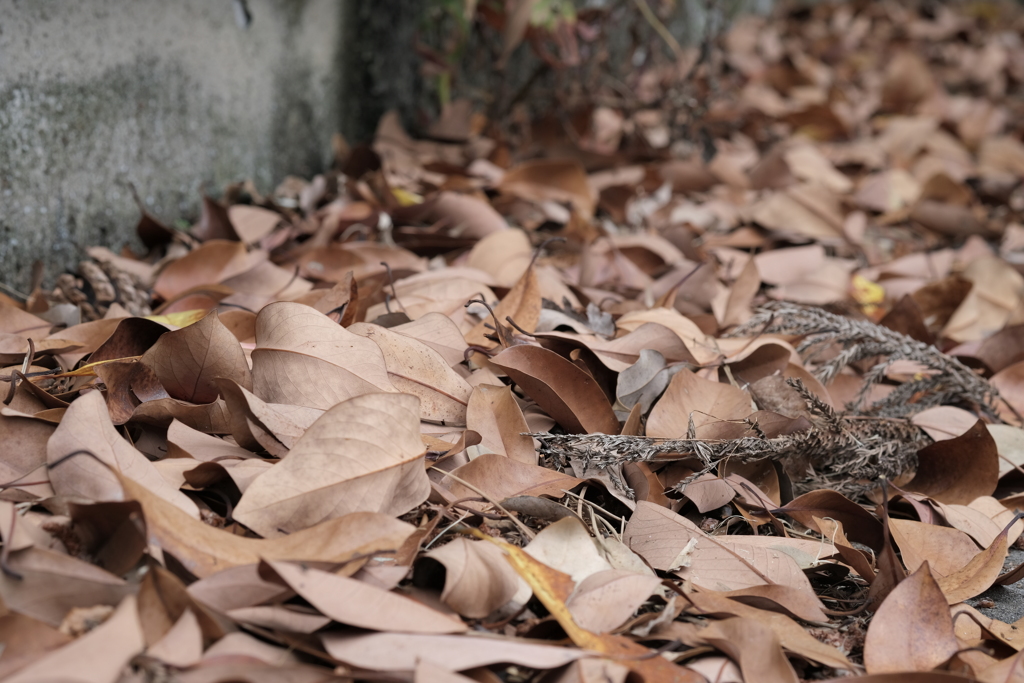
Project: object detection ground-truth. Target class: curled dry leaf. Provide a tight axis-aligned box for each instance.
[261,560,467,634]
[903,420,998,504]
[153,239,251,301]
[117,471,415,579]
[935,518,1011,604]
[0,546,133,626]
[565,569,663,634]
[466,528,703,683]
[465,384,535,463]
[429,191,508,238]
[524,517,614,585]
[0,412,53,489]
[422,537,520,619]
[140,310,252,404]
[252,301,396,407]
[0,613,71,680]
[863,562,959,675]
[437,452,583,505]
[391,312,470,367]
[4,594,144,683]
[349,322,472,424]
[537,322,698,372]
[212,377,320,455]
[322,632,584,674]
[490,345,619,434]
[777,489,885,551]
[46,390,200,517]
[673,588,852,670]
[233,393,429,537]
[623,501,816,594]
[698,617,799,683]
[889,518,980,578]
[465,253,541,348]
[498,159,597,219]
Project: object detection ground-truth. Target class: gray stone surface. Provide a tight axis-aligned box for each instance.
[0,0,346,290]
[968,548,1024,625]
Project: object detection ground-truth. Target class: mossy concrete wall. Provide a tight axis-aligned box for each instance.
[0,0,346,291]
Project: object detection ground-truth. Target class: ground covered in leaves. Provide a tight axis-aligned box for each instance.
[7,1,1024,681]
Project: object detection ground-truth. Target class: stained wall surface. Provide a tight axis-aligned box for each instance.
[0,0,345,289]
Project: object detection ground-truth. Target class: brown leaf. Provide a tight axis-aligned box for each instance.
[4,595,144,683]
[490,345,619,434]
[414,660,480,683]
[322,632,583,674]
[499,160,596,218]
[212,377,319,455]
[720,583,828,623]
[193,195,240,242]
[681,474,736,513]
[565,569,662,634]
[429,192,508,238]
[623,501,816,593]
[153,240,251,301]
[0,613,71,680]
[537,322,698,372]
[889,518,980,578]
[233,393,429,537]
[863,562,959,674]
[391,312,470,366]
[145,609,204,668]
[465,228,533,288]
[466,384,536,463]
[261,560,466,634]
[185,564,292,613]
[904,420,998,504]
[140,310,252,403]
[0,412,53,490]
[421,537,520,618]
[698,617,799,683]
[437,452,582,503]
[647,368,752,439]
[674,589,852,670]
[467,528,702,683]
[936,519,1010,604]
[46,390,200,516]
[0,546,132,626]
[228,205,282,244]
[349,322,472,424]
[117,471,415,578]
[778,489,885,551]
[255,301,392,383]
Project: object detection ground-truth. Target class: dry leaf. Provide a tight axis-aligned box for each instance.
[261,560,467,633]
[863,563,959,674]
[234,393,429,536]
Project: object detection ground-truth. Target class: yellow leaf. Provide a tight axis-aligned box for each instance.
[851,274,885,318]
[54,356,142,378]
[391,188,424,207]
[465,527,701,683]
[145,309,207,328]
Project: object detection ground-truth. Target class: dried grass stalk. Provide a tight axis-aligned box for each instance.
[727,302,1003,420]
[536,303,1008,497]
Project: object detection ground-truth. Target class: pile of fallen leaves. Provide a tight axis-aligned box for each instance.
[8,1,1024,681]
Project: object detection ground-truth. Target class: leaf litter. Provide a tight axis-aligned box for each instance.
[9,1,1024,681]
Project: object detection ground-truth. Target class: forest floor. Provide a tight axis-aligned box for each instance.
[5,1,1024,682]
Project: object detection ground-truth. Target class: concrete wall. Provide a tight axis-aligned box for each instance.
[0,0,346,291]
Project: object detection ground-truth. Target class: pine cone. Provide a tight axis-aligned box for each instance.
[48,259,152,321]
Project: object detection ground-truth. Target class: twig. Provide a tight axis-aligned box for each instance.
[428,466,536,540]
